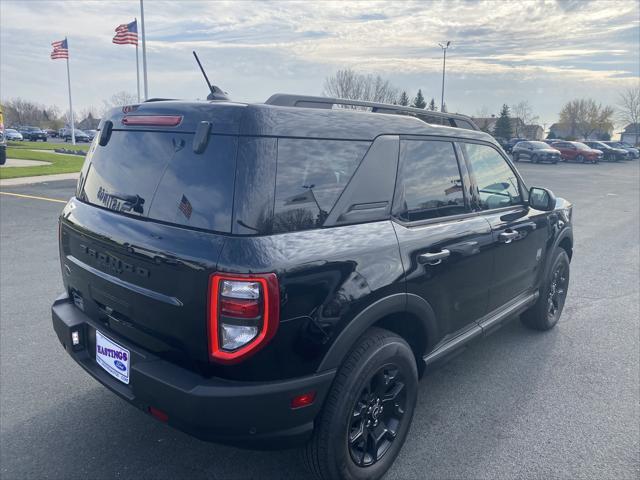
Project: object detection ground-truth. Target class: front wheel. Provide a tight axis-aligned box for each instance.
[521,249,570,331]
[304,328,418,480]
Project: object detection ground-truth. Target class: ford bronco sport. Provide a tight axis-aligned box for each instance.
[52,94,573,480]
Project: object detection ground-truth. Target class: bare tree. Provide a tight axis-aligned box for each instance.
[102,91,138,115]
[559,99,614,140]
[511,101,539,137]
[618,87,640,145]
[2,98,60,127]
[322,69,399,106]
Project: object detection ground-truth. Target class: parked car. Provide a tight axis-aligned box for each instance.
[61,128,91,142]
[505,137,528,153]
[551,141,602,163]
[85,129,98,140]
[512,141,561,164]
[543,139,561,146]
[45,129,59,138]
[18,126,47,141]
[52,94,573,480]
[603,141,639,159]
[583,141,627,162]
[4,128,23,141]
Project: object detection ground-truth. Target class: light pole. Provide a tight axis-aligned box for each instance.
[438,41,451,112]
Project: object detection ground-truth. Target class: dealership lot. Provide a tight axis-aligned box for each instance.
[0,161,638,479]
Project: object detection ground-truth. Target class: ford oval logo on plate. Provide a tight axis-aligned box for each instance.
[114,360,126,371]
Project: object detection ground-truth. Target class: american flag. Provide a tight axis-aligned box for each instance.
[112,20,138,46]
[178,195,193,219]
[50,39,69,60]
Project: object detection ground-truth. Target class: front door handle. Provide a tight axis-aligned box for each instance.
[418,249,450,265]
[499,230,519,243]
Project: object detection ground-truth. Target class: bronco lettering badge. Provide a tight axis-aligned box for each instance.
[79,244,149,278]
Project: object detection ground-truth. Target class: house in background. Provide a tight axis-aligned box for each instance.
[619,123,640,146]
[548,122,613,141]
[78,113,100,131]
[472,115,544,140]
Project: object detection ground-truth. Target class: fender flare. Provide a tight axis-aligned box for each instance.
[541,226,573,285]
[317,293,439,372]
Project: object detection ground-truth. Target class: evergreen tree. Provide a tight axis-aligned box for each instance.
[428,98,437,111]
[399,91,410,106]
[412,89,427,109]
[494,104,513,140]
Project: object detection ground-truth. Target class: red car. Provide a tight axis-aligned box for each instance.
[551,141,602,163]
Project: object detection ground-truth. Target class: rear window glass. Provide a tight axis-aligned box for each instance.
[272,139,370,233]
[81,131,236,232]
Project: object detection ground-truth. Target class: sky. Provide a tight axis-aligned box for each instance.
[1,0,639,129]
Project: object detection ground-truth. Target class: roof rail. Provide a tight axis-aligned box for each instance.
[264,94,479,130]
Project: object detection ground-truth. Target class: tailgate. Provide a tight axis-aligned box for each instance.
[60,198,225,369]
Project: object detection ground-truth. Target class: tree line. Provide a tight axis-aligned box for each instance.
[323,68,442,111]
[1,91,139,129]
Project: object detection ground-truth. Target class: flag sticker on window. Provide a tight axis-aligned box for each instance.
[178,194,193,219]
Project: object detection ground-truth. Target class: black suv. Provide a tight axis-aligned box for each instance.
[52,95,573,480]
[18,126,47,141]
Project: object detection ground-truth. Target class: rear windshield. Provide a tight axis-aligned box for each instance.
[80,130,237,232]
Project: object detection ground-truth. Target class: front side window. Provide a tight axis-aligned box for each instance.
[461,142,522,210]
[393,140,467,222]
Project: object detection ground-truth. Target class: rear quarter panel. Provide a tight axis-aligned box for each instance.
[216,221,405,380]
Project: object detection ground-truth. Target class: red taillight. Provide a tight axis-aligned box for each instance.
[121,115,183,127]
[208,273,279,364]
[220,297,261,318]
[291,391,316,409]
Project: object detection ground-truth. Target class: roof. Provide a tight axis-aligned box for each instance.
[105,99,496,145]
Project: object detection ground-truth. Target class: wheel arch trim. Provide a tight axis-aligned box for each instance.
[317,293,439,372]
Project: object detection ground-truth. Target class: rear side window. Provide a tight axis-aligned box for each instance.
[392,140,467,222]
[272,139,370,233]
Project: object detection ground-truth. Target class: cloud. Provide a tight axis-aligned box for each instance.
[1,0,638,125]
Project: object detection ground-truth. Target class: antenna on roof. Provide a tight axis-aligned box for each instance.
[192,51,229,101]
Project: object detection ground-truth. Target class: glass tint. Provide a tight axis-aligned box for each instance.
[461,143,522,210]
[273,138,370,233]
[393,140,466,222]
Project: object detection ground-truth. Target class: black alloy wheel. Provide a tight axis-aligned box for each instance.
[547,262,568,323]
[348,364,407,467]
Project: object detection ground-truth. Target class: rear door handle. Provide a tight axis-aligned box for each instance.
[499,230,519,243]
[418,249,450,265]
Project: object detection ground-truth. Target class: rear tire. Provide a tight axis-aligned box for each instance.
[303,328,418,480]
[521,249,570,331]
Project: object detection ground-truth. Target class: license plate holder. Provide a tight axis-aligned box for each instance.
[95,330,130,384]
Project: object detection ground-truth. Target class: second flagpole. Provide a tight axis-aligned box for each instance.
[135,18,141,103]
[65,37,75,145]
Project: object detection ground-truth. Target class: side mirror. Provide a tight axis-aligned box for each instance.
[529,187,556,211]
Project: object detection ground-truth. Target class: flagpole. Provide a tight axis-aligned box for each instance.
[135,18,141,103]
[65,37,75,145]
[140,0,148,100]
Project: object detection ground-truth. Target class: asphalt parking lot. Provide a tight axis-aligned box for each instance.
[1,160,638,479]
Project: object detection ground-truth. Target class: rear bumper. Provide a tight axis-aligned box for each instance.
[51,293,335,449]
